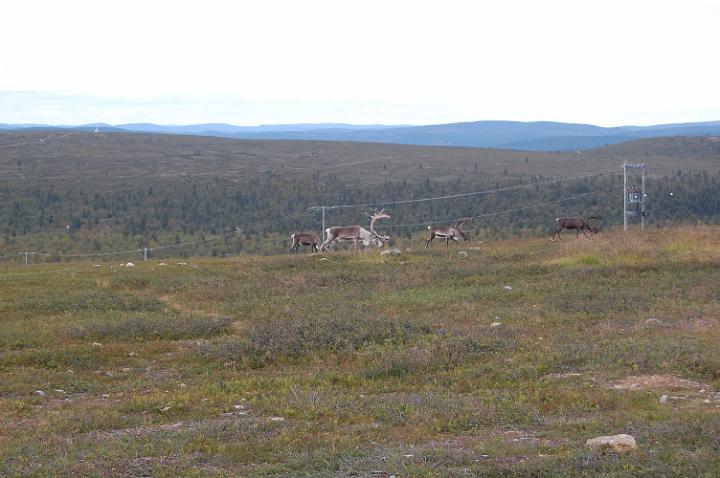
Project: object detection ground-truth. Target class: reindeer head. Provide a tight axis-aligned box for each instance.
[586,216,602,235]
[455,218,472,241]
[365,209,391,244]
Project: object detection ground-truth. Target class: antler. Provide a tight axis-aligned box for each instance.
[455,217,472,228]
[368,209,390,240]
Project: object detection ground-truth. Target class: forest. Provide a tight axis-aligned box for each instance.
[1,132,719,260]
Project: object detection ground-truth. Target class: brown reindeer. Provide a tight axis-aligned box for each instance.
[289,232,320,253]
[426,218,471,249]
[551,216,601,241]
[319,209,390,252]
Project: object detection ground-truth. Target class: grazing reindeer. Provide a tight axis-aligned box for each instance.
[551,216,601,241]
[289,232,320,253]
[319,209,390,252]
[426,218,471,249]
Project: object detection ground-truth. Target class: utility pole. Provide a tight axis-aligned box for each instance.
[18,251,37,265]
[623,165,628,231]
[623,163,646,231]
[321,206,326,242]
[312,206,331,242]
[641,166,646,230]
[138,247,151,261]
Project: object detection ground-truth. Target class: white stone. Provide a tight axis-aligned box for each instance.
[491,322,502,327]
[659,394,668,403]
[125,262,135,267]
[381,248,402,256]
[34,390,48,398]
[504,285,513,291]
[586,434,637,452]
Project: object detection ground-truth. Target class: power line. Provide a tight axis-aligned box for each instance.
[386,187,616,229]
[0,208,316,261]
[310,167,618,210]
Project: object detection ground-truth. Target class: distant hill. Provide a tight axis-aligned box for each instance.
[2,119,720,151]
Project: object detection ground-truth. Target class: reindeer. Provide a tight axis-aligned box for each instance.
[551,216,601,241]
[318,209,390,252]
[289,232,320,253]
[426,218,471,249]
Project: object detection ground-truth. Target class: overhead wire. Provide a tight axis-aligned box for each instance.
[311,167,619,209]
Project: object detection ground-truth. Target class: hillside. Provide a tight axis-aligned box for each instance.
[3,119,720,151]
[1,132,719,260]
[2,227,720,476]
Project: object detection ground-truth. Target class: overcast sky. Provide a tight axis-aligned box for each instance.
[2,0,719,126]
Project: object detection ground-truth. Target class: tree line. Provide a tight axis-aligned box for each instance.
[1,169,718,259]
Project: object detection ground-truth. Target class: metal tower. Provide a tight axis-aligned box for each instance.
[623,163,647,231]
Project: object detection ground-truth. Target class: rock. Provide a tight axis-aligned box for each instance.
[91,342,103,348]
[659,394,669,403]
[504,285,513,291]
[491,322,502,327]
[160,406,171,412]
[269,416,285,421]
[458,250,469,258]
[645,317,662,326]
[380,248,402,256]
[125,262,135,267]
[159,262,167,266]
[34,390,48,399]
[586,434,637,452]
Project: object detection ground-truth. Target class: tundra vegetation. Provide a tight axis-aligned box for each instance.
[2,226,720,476]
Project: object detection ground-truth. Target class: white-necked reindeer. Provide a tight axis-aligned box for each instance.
[289,232,320,253]
[426,218,471,249]
[319,209,390,252]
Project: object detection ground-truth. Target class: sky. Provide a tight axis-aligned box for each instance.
[1,0,719,126]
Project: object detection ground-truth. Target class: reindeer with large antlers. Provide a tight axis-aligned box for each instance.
[426,218,471,249]
[551,216,601,241]
[318,209,390,252]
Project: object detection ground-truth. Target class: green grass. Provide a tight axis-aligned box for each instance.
[2,226,720,476]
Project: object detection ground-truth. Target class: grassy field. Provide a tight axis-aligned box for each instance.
[2,226,720,476]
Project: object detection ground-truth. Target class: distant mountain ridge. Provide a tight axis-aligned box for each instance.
[2,119,720,151]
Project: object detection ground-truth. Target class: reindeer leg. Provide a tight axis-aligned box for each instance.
[426,235,433,249]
